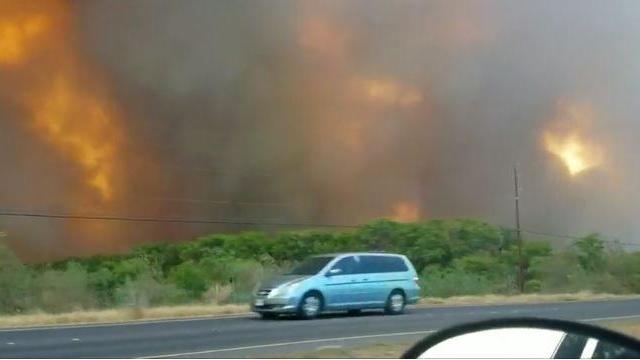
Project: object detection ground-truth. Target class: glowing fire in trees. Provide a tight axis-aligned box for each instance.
[359,78,424,108]
[0,14,49,65]
[0,1,122,201]
[390,201,421,222]
[543,103,604,177]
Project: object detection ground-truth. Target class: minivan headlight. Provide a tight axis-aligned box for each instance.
[270,281,301,297]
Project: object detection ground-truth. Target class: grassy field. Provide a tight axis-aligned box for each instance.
[0,292,637,329]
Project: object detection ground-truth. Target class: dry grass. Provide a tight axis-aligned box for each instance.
[0,303,249,329]
[597,320,640,338]
[421,292,639,307]
[1,292,637,329]
[285,341,412,359]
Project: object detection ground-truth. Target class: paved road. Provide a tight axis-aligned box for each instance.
[1,299,639,358]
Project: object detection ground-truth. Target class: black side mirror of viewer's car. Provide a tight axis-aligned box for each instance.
[403,317,640,359]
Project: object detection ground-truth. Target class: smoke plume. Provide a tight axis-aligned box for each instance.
[2,0,640,260]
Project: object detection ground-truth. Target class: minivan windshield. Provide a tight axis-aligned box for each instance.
[288,256,334,275]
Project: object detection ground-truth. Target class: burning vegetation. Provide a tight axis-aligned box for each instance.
[390,201,421,223]
[543,103,604,177]
[1,0,122,202]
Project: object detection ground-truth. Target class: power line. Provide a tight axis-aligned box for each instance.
[1,209,639,248]
[520,229,640,248]
[0,210,358,229]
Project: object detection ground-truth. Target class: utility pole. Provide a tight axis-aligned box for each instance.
[513,165,524,293]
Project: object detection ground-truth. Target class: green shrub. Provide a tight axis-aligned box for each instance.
[169,261,209,299]
[0,240,32,314]
[4,219,640,315]
[524,279,542,293]
[115,272,188,307]
[33,262,96,313]
[421,268,494,298]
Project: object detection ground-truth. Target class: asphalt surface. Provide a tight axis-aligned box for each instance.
[1,299,640,358]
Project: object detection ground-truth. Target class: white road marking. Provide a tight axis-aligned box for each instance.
[71,338,80,342]
[6,342,15,345]
[140,329,436,359]
[316,345,343,350]
[583,314,640,322]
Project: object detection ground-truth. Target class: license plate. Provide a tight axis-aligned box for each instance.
[254,299,265,306]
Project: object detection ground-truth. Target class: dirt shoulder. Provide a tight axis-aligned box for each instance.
[420,292,640,307]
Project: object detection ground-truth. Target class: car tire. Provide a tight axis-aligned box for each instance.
[384,290,406,315]
[259,312,278,320]
[297,292,323,319]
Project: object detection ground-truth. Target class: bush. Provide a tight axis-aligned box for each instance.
[115,272,188,307]
[203,284,234,304]
[170,261,209,299]
[524,279,542,293]
[3,219,640,316]
[0,240,32,314]
[33,262,96,313]
[421,268,495,298]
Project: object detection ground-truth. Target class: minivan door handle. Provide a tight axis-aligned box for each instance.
[362,278,368,281]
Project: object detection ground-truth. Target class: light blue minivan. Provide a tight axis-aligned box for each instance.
[251,252,421,319]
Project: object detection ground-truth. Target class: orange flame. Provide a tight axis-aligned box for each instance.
[0,14,49,65]
[542,103,603,177]
[390,201,421,222]
[360,79,423,108]
[1,1,122,201]
[29,76,120,200]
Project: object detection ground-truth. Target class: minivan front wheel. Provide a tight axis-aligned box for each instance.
[384,290,406,315]
[298,292,322,319]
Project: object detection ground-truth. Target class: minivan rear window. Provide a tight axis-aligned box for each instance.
[359,255,408,273]
[288,256,334,275]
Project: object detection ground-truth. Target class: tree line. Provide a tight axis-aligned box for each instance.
[1,218,639,315]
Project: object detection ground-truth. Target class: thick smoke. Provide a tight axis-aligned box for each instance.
[2,0,640,260]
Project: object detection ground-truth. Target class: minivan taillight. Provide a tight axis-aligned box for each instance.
[413,276,419,282]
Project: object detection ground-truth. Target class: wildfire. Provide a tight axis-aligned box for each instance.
[1,1,122,201]
[30,76,120,200]
[360,79,423,108]
[390,201,421,222]
[543,103,603,177]
[0,14,49,65]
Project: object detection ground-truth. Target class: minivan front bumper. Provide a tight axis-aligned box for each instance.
[251,295,299,314]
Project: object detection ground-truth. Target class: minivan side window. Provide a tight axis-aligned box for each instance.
[330,256,359,275]
[359,255,408,273]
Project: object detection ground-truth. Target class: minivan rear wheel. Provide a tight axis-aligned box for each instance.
[298,292,322,319]
[384,290,406,315]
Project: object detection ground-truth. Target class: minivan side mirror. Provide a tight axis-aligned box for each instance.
[326,268,342,277]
